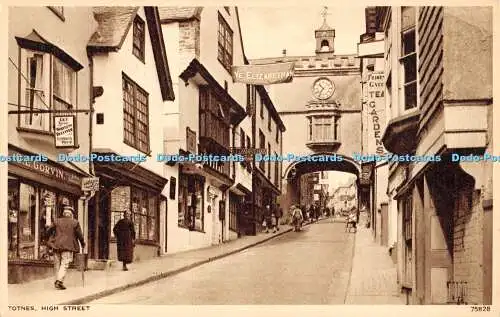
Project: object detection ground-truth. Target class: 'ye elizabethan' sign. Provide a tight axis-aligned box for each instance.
[231,62,295,85]
[54,115,76,148]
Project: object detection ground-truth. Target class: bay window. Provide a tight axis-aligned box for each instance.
[308,116,340,142]
[15,31,81,136]
[21,51,76,132]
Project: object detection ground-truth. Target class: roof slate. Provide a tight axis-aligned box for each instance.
[88,7,139,49]
[158,7,202,22]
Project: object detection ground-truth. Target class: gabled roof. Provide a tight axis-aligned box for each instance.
[158,7,202,23]
[87,7,175,101]
[88,7,139,51]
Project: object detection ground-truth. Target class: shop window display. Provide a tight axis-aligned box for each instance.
[178,174,204,231]
[110,186,158,242]
[7,175,77,261]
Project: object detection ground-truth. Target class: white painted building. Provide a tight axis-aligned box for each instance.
[7,6,97,283]
[160,7,249,253]
[88,7,175,261]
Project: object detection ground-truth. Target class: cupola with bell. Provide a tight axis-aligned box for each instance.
[315,7,335,56]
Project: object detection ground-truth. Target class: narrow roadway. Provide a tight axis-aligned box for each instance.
[91,219,355,305]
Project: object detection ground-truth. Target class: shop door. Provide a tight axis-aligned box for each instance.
[98,192,110,259]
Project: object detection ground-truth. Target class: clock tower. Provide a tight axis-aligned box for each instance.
[315,7,335,56]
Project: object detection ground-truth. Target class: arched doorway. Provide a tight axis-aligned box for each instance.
[279,153,361,218]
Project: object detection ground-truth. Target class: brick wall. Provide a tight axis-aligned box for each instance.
[453,188,484,304]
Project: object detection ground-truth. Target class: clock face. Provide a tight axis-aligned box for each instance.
[312,78,335,100]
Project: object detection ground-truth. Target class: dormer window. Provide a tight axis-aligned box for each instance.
[133,15,145,62]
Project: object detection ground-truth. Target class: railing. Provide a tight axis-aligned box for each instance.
[447,281,468,305]
[205,159,230,177]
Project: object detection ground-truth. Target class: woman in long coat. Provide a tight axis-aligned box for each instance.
[113,210,135,271]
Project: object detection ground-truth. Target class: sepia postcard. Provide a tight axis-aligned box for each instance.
[0,1,498,316]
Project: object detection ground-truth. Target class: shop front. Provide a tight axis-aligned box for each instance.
[173,161,232,250]
[252,169,280,234]
[177,171,205,232]
[7,146,88,284]
[229,184,251,239]
[91,157,168,264]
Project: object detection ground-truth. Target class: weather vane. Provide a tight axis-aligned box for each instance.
[321,6,331,22]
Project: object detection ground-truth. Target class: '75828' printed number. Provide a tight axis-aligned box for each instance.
[471,306,491,312]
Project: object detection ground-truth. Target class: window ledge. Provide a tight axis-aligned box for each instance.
[17,127,53,136]
[178,225,206,234]
[190,229,206,234]
[306,140,341,151]
[17,127,80,151]
[123,140,152,157]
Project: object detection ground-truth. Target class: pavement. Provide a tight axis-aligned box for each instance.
[344,212,405,304]
[8,214,404,305]
[8,223,297,305]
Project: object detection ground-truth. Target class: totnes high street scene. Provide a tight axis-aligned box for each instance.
[6,6,493,305]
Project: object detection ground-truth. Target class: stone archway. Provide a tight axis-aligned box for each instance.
[279,152,361,216]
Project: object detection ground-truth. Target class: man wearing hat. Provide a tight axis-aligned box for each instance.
[47,205,85,290]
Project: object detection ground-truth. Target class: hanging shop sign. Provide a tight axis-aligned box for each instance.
[186,127,197,153]
[81,177,99,192]
[230,147,267,162]
[360,162,375,186]
[54,115,76,148]
[231,62,295,85]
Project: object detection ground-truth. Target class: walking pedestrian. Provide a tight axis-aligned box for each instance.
[308,205,315,223]
[46,205,85,290]
[291,205,304,232]
[113,210,136,271]
[264,205,273,233]
[271,212,277,233]
[275,204,283,231]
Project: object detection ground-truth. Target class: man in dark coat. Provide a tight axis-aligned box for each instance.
[113,210,136,271]
[47,205,85,290]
